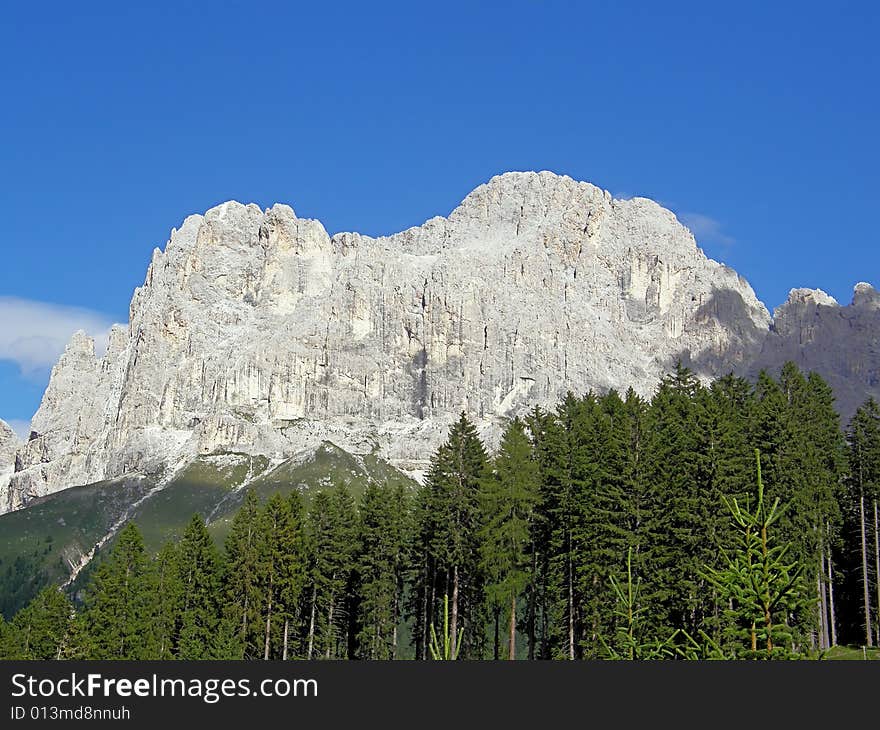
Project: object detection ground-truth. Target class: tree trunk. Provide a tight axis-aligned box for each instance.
[493,608,500,660]
[861,492,873,646]
[325,596,335,659]
[307,585,317,660]
[817,564,827,651]
[263,580,273,661]
[392,583,399,660]
[241,593,249,658]
[450,565,460,659]
[827,549,837,647]
[426,566,436,661]
[567,535,575,660]
[540,587,549,660]
[282,619,289,661]
[762,525,773,655]
[527,551,537,661]
[509,592,517,660]
[874,499,880,647]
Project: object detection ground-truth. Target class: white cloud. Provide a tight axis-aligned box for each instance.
[678,212,736,248]
[0,296,117,376]
[5,419,32,441]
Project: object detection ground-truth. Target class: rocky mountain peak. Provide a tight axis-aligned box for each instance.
[2,172,877,514]
[780,288,839,311]
[853,282,880,309]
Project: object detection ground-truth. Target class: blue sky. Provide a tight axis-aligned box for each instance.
[1,1,878,434]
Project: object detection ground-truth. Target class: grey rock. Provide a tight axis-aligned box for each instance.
[3,171,875,513]
[749,283,880,418]
[0,419,21,503]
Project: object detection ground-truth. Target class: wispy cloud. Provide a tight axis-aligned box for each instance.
[678,212,736,248]
[0,297,117,376]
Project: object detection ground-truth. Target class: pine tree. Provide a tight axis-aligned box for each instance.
[420,412,489,658]
[704,450,812,659]
[531,394,590,660]
[223,489,263,658]
[642,364,709,638]
[602,549,678,660]
[775,365,846,649]
[479,418,539,660]
[355,482,410,659]
[4,586,72,659]
[306,485,358,659]
[692,375,756,643]
[522,405,552,660]
[79,523,153,659]
[847,398,880,647]
[176,514,221,659]
[257,492,307,660]
[149,541,182,659]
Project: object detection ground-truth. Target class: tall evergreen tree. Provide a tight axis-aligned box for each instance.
[355,482,410,659]
[846,399,880,646]
[176,515,221,659]
[419,412,489,658]
[149,541,182,659]
[533,394,590,660]
[306,485,358,659]
[642,364,712,638]
[79,523,153,659]
[479,418,539,660]
[257,492,307,660]
[223,489,263,658]
[4,586,71,659]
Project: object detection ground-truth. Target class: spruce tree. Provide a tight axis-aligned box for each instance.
[846,398,880,647]
[642,364,709,638]
[305,485,358,659]
[79,523,154,659]
[420,412,489,658]
[149,541,182,659]
[704,450,811,659]
[176,514,221,659]
[355,482,410,659]
[257,492,307,660]
[479,417,539,660]
[532,394,590,659]
[5,586,72,660]
[223,489,263,658]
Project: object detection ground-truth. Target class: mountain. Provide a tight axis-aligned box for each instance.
[2,171,878,514]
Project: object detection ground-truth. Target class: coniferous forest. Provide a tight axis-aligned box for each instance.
[2,363,880,661]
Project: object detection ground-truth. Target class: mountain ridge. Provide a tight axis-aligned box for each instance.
[2,171,877,513]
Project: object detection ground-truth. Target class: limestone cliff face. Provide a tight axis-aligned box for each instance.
[0,420,21,503]
[4,171,780,511]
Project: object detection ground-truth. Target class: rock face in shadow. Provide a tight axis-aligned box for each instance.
[5,171,777,512]
[747,284,880,420]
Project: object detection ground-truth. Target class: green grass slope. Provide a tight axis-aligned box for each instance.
[0,443,416,617]
[206,442,417,544]
[0,476,152,617]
